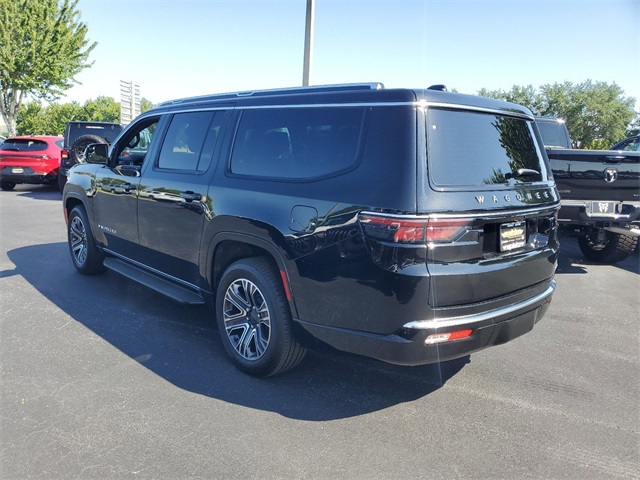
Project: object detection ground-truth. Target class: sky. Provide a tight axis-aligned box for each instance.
[61,0,640,109]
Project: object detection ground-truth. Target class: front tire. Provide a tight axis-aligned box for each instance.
[578,229,638,263]
[67,206,105,274]
[216,257,306,377]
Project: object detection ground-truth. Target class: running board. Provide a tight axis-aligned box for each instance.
[103,257,205,305]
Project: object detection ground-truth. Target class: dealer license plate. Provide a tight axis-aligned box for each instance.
[500,221,526,252]
[11,167,24,174]
[590,201,616,216]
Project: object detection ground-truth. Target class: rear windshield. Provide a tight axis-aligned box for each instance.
[536,121,571,148]
[427,108,546,188]
[0,139,48,152]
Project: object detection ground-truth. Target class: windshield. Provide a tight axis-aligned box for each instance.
[427,108,547,188]
[0,139,48,152]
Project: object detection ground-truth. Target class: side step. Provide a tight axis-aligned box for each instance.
[103,257,205,305]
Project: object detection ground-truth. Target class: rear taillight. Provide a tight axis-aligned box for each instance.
[359,214,471,244]
[61,149,68,160]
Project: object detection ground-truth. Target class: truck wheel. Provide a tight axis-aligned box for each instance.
[1,181,16,191]
[216,257,306,377]
[67,206,105,274]
[578,230,638,263]
[69,134,108,164]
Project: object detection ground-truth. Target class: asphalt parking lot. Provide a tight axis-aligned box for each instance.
[1,184,638,479]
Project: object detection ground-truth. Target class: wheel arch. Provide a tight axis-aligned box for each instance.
[205,232,298,317]
[63,194,86,223]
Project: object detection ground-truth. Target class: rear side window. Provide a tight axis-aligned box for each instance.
[0,139,48,152]
[427,108,545,187]
[230,107,366,179]
[158,111,224,172]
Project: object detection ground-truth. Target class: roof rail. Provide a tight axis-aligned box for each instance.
[159,83,385,107]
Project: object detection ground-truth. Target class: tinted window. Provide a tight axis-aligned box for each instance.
[427,109,545,187]
[116,118,160,166]
[536,121,571,148]
[621,139,640,152]
[230,107,365,179]
[0,139,48,152]
[158,111,222,172]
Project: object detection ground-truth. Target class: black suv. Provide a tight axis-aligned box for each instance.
[62,84,559,377]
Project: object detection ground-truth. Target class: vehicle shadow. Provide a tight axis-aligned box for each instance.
[5,242,469,421]
[13,184,61,201]
[556,236,639,275]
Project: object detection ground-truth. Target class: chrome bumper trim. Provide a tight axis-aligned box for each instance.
[403,281,556,330]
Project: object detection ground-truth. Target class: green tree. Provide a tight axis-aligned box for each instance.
[140,97,155,113]
[0,0,96,136]
[478,80,636,149]
[478,84,542,113]
[82,96,120,122]
[15,101,47,135]
[43,101,82,133]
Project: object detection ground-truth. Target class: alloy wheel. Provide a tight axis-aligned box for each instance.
[223,278,271,360]
[70,216,88,266]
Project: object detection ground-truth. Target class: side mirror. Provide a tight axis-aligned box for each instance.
[85,143,109,164]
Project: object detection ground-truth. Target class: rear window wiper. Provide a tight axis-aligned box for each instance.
[504,168,540,180]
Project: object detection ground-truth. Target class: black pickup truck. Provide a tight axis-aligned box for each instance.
[536,117,640,262]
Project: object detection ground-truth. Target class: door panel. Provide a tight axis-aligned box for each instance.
[137,110,226,284]
[92,116,162,260]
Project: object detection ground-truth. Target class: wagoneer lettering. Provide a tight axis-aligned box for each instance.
[62,84,560,377]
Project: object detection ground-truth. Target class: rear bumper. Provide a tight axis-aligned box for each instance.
[558,199,640,227]
[294,280,555,366]
[0,167,58,185]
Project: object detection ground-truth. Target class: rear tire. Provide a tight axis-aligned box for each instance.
[578,229,637,263]
[216,257,306,377]
[67,206,105,274]
[1,181,16,191]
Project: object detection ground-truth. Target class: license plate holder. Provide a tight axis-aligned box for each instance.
[500,221,526,252]
[589,201,616,216]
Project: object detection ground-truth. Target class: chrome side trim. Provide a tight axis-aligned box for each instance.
[403,281,556,330]
[103,248,199,291]
[144,99,534,118]
[424,102,535,121]
[238,102,414,110]
[360,204,559,220]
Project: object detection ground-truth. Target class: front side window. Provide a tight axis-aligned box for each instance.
[230,107,366,179]
[115,117,160,166]
[157,111,222,172]
[427,108,547,188]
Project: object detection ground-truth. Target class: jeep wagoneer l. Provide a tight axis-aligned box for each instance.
[63,84,559,376]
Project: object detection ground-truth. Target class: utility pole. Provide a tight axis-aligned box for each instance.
[302,0,315,86]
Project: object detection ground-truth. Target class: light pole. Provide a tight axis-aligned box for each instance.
[302,0,315,86]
